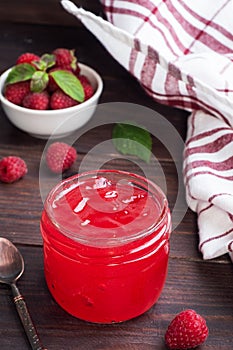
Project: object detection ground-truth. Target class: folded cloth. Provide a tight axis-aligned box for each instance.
[62,0,233,123]
[184,110,233,260]
[61,0,233,259]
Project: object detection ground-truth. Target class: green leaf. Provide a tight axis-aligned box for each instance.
[5,63,36,85]
[33,54,55,71]
[70,49,77,70]
[50,70,84,102]
[30,71,49,92]
[112,122,152,163]
[41,54,55,68]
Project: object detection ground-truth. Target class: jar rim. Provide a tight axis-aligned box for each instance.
[44,169,169,247]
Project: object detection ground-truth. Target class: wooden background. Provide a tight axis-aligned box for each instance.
[0,1,103,26]
[0,1,233,349]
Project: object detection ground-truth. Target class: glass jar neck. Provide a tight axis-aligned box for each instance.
[44,169,169,248]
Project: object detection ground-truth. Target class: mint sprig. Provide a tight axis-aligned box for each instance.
[33,54,55,71]
[5,63,36,85]
[112,122,152,163]
[30,71,49,93]
[5,51,85,102]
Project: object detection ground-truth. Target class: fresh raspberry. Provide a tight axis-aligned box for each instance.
[22,91,50,110]
[83,84,94,100]
[46,142,77,173]
[47,68,60,92]
[79,75,94,100]
[4,81,30,106]
[0,156,27,183]
[52,48,76,70]
[50,90,78,110]
[165,309,209,349]
[73,64,81,76]
[79,75,91,86]
[16,52,40,65]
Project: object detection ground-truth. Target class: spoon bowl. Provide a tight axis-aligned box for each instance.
[0,237,24,284]
[0,237,46,350]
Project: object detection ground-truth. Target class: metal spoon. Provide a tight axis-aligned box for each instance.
[0,237,47,350]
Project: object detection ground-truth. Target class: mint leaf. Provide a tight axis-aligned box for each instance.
[41,54,55,68]
[34,54,55,71]
[5,63,36,85]
[70,49,77,70]
[112,122,152,163]
[30,71,49,92]
[50,70,84,102]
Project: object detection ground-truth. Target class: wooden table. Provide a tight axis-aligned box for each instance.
[0,3,233,349]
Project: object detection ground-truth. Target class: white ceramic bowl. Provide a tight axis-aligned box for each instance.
[0,63,103,139]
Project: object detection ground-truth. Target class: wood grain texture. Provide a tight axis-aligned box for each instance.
[0,13,232,350]
[0,0,104,26]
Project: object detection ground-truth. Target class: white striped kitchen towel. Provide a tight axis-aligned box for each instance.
[61,0,233,260]
[184,111,233,260]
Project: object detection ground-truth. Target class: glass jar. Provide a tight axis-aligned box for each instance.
[40,169,171,323]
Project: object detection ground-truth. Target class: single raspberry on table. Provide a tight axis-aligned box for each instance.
[0,156,27,183]
[165,309,209,349]
[46,142,77,174]
[50,90,78,110]
[22,91,50,110]
[16,52,40,65]
[52,48,77,70]
[4,81,31,106]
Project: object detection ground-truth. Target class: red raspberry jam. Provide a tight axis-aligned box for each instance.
[40,170,171,323]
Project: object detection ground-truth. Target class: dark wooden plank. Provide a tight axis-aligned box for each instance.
[0,0,104,26]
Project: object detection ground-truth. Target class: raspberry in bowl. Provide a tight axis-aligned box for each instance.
[0,49,103,139]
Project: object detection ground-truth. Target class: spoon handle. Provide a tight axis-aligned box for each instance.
[11,283,47,350]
